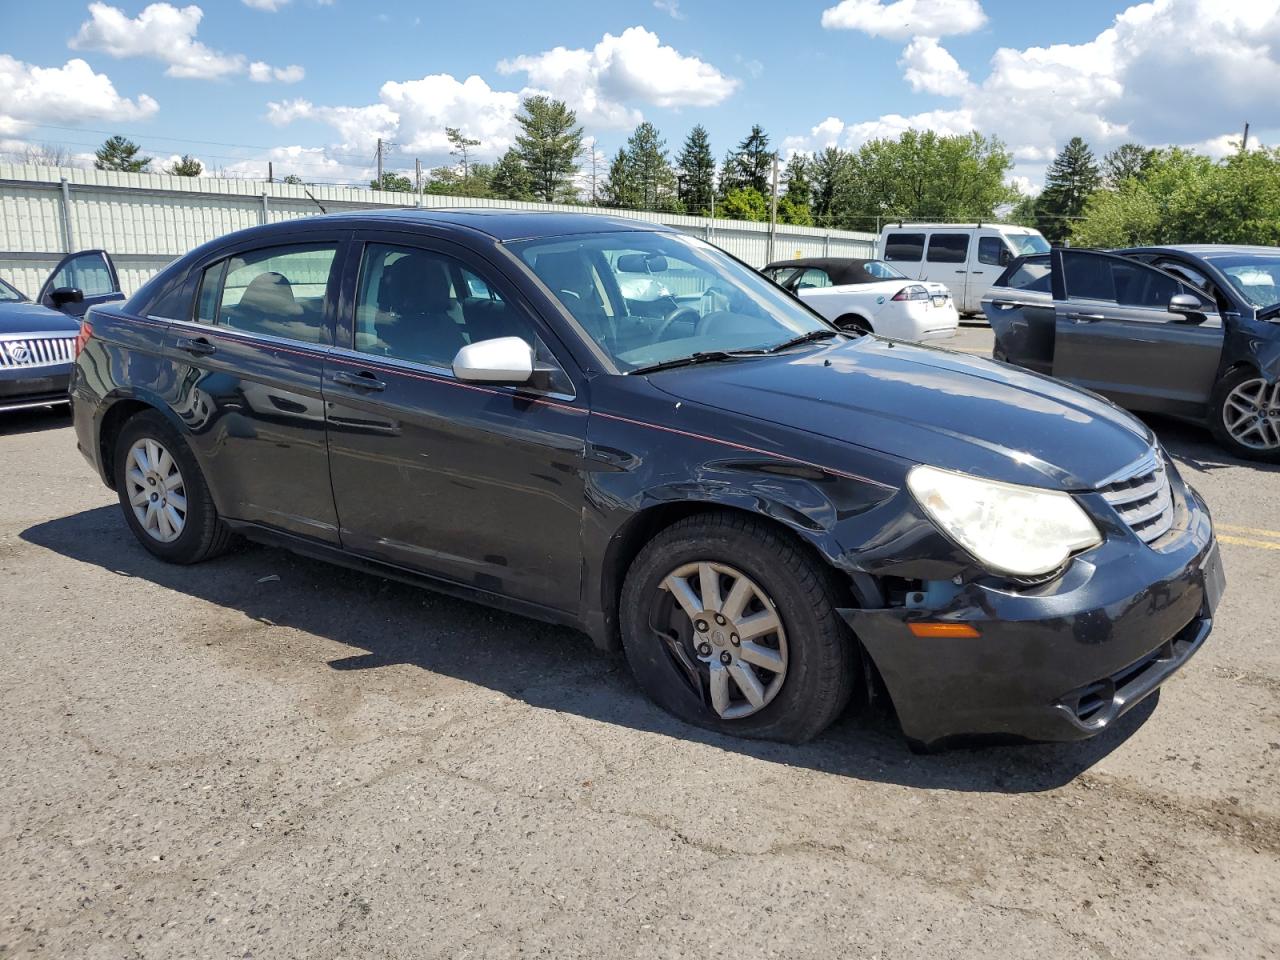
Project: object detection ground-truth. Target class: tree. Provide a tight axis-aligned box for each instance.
[94,135,151,173]
[18,142,70,167]
[1035,136,1101,242]
[674,124,716,215]
[165,154,203,177]
[514,95,583,203]
[281,174,304,185]
[1103,143,1155,187]
[810,147,854,226]
[601,147,641,209]
[602,122,680,212]
[721,125,773,197]
[370,171,413,192]
[490,147,535,200]
[446,127,481,181]
[779,154,813,224]
[719,187,768,222]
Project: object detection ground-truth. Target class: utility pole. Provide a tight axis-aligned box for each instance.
[1242,121,1251,152]
[767,152,779,263]
[415,158,422,207]
[376,137,384,184]
[267,161,273,184]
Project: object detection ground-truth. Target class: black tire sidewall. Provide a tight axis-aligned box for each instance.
[620,517,851,743]
[114,412,221,563]
[1209,368,1280,463]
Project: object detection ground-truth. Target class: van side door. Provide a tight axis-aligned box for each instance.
[922,232,970,309]
[968,233,1011,314]
[882,231,926,281]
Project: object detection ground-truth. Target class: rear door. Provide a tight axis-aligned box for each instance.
[984,255,1054,372]
[881,231,926,281]
[921,231,970,307]
[966,233,1011,314]
[1051,249,1224,416]
[36,250,124,317]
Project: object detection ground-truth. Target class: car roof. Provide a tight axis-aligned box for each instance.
[268,208,676,243]
[879,223,1036,232]
[1122,244,1280,260]
[762,257,894,285]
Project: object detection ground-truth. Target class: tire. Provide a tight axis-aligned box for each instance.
[1208,367,1280,463]
[113,410,235,563]
[619,512,856,743]
[835,314,873,336]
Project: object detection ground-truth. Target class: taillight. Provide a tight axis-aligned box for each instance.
[891,285,931,302]
[74,320,93,357]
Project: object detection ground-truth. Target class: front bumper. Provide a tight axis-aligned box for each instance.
[841,488,1223,747]
[0,363,71,411]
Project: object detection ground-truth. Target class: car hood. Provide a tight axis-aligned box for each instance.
[0,301,78,334]
[646,336,1155,490]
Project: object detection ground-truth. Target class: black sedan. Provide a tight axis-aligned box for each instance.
[1,250,123,413]
[70,211,1223,750]
[984,244,1280,461]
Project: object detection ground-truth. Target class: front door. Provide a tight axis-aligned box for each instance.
[1051,249,1224,417]
[922,231,970,309]
[37,250,124,317]
[966,234,1010,314]
[323,235,588,613]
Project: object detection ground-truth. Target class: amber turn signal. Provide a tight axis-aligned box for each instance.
[907,622,981,639]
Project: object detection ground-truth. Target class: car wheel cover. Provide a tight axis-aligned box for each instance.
[126,437,188,542]
[1223,378,1280,451]
[650,560,788,720]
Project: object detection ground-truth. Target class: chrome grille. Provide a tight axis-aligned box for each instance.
[1100,453,1174,545]
[0,336,75,368]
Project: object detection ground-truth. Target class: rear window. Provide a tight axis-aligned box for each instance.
[884,233,925,262]
[926,233,969,263]
[999,256,1051,293]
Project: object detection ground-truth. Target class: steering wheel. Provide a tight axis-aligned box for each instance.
[650,304,702,343]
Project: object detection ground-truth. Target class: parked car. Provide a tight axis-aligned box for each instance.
[876,223,1050,315]
[761,257,958,341]
[71,211,1223,750]
[984,245,1280,461]
[1,250,123,413]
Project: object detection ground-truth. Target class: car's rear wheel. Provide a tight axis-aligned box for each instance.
[114,411,234,563]
[620,512,855,743]
[835,314,873,336]
[1209,368,1280,462]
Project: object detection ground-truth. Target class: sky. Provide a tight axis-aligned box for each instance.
[1,0,1277,194]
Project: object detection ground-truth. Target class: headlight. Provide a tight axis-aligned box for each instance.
[907,465,1102,577]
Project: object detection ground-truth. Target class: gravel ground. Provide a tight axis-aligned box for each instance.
[1,380,1278,959]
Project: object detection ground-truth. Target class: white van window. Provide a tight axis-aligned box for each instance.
[978,236,1007,266]
[1008,233,1050,256]
[884,233,925,262]
[927,234,969,263]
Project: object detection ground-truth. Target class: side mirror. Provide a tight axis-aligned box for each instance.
[50,286,84,307]
[452,336,535,385]
[1168,292,1206,323]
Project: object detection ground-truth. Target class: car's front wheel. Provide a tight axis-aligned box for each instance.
[113,410,235,563]
[620,512,855,743]
[1209,368,1280,462]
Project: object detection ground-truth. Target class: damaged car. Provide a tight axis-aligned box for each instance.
[71,212,1223,751]
[985,245,1280,461]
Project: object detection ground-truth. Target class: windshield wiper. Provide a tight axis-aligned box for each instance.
[631,349,766,375]
[767,329,843,353]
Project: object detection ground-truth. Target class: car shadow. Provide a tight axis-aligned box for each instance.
[0,404,72,436]
[1144,413,1280,475]
[22,505,1159,795]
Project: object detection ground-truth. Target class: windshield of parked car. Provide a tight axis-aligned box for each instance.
[0,278,25,302]
[510,231,832,371]
[1008,233,1050,256]
[862,260,907,280]
[1212,255,1280,310]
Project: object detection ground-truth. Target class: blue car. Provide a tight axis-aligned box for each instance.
[1,250,123,413]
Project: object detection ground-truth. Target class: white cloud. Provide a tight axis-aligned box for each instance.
[242,0,289,9]
[71,2,302,83]
[498,26,738,127]
[653,0,684,19]
[821,0,987,40]
[899,35,971,95]
[0,55,158,135]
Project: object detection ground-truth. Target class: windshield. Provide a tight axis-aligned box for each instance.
[1211,255,1280,310]
[1008,233,1050,256]
[509,231,830,371]
[862,260,907,280]
[0,277,25,303]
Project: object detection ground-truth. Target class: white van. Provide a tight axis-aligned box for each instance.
[874,223,1050,315]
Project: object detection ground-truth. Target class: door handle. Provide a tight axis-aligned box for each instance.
[1067,313,1106,323]
[332,370,387,392]
[175,335,215,356]
[955,270,968,274]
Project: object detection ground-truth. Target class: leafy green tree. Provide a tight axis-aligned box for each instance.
[810,147,854,226]
[602,148,641,209]
[94,135,151,172]
[721,125,773,197]
[779,154,813,224]
[489,147,535,200]
[602,122,680,212]
[1035,136,1101,242]
[1102,143,1155,187]
[674,124,716,215]
[719,187,768,222]
[777,196,813,226]
[281,174,304,185]
[370,171,413,192]
[514,95,583,202]
[165,154,203,177]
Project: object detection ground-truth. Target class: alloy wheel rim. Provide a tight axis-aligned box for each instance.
[126,438,188,543]
[652,561,788,720]
[1223,378,1280,451]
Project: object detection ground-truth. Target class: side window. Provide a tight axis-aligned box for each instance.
[1062,252,1205,312]
[217,244,338,343]
[194,260,226,324]
[794,268,832,289]
[49,251,116,297]
[884,233,925,262]
[927,233,969,264]
[1002,257,1052,293]
[978,236,1007,266]
[354,243,536,368]
[1061,251,1117,301]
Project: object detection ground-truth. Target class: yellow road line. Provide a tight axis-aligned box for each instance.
[1216,523,1280,541]
[1218,533,1280,551]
